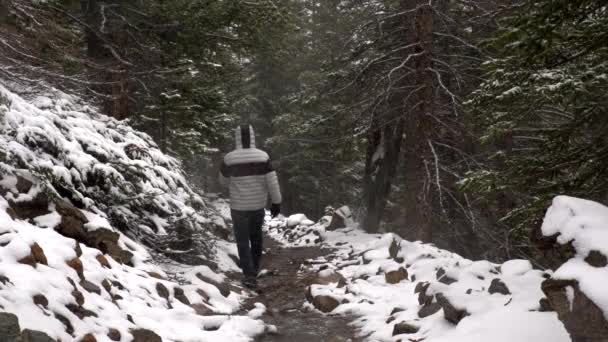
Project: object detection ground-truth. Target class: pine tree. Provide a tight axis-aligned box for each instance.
[464,0,608,253]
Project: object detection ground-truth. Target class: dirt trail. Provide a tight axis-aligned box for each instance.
[234,238,360,342]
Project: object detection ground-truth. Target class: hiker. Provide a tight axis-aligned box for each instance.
[219,124,282,289]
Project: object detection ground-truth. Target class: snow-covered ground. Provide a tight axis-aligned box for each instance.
[0,84,269,341]
[0,202,265,341]
[266,212,574,342]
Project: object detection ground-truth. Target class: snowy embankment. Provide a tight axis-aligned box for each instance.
[0,85,267,341]
[263,200,608,342]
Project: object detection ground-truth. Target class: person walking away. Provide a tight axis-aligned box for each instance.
[220,124,282,289]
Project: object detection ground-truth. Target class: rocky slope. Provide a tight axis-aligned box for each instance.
[0,84,266,341]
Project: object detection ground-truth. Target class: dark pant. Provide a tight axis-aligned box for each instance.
[231,209,265,278]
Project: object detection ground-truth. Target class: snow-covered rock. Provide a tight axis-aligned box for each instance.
[327,205,354,231]
[540,196,608,342]
[265,213,326,247]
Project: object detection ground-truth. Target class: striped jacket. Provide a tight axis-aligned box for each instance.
[220,125,282,211]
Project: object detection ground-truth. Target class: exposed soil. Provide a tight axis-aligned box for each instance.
[233,238,360,342]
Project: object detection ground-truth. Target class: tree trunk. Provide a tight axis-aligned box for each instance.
[0,1,9,24]
[410,1,434,242]
[83,0,130,120]
[363,112,405,233]
[83,0,105,60]
[110,29,129,120]
[160,111,167,153]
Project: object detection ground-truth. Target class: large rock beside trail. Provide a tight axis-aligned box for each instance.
[539,196,608,342]
[312,295,340,313]
[488,278,511,295]
[392,321,419,336]
[385,267,408,284]
[0,313,57,342]
[18,243,48,267]
[306,287,340,313]
[131,329,162,342]
[418,302,442,318]
[5,179,133,265]
[542,279,608,342]
[436,293,469,325]
[0,312,21,341]
[21,329,55,342]
[326,206,353,231]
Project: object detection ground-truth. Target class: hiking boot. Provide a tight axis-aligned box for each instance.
[242,277,257,290]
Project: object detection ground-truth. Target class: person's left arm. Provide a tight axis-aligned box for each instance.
[219,160,230,187]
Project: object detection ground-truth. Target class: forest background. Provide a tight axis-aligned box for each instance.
[1,0,606,266]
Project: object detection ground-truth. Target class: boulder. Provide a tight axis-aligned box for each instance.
[436,268,456,285]
[312,295,340,313]
[54,199,88,241]
[542,279,608,342]
[8,192,51,220]
[418,302,442,318]
[86,229,133,265]
[18,243,48,267]
[71,289,85,306]
[147,272,165,280]
[585,250,607,268]
[0,275,10,286]
[326,206,353,231]
[80,280,101,295]
[415,282,433,306]
[174,287,190,305]
[392,322,419,336]
[80,333,97,342]
[54,312,74,335]
[32,294,49,308]
[101,279,112,293]
[385,267,408,284]
[532,230,577,269]
[66,258,84,280]
[65,304,97,319]
[436,293,469,325]
[0,312,21,341]
[31,243,48,266]
[131,329,162,342]
[95,255,111,269]
[107,329,121,341]
[488,278,511,295]
[156,283,170,299]
[21,329,55,342]
[196,289,210,302]
[74,242,83,257]
[191,303,214,316]
[539,297,553,312]
[56,199,132,265]
[15,175,34,193]
[388,238,400,260]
